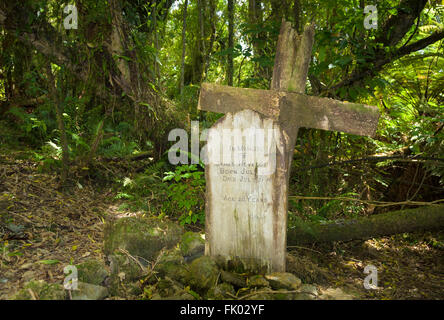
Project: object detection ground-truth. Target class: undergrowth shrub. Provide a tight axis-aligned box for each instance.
[162,164,205,226]
[114,161,206,227]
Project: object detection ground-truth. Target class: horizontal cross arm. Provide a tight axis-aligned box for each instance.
[198,83,380,137]
[282,94,380,137]
[198,83,281,119]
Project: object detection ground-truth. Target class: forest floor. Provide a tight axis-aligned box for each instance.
[0,148,443,300]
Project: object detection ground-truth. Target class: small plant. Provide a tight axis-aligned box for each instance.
[162,164,205,226]
[99,135,139,158]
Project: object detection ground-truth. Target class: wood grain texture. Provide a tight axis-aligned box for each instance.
[271,22,315,93]
[205,109,288,272]
[198,83,380,137]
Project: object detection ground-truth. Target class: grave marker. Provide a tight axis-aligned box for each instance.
[198,21,380,272]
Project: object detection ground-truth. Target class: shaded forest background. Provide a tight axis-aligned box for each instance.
[0,0,443,225]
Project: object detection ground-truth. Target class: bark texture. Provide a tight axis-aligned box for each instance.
[287,205,444,245]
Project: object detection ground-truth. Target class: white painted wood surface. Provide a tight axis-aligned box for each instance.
[205,109,288,272]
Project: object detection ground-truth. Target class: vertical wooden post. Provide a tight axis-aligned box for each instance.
[270,22,315,270]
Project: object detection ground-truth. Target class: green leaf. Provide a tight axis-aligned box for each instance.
[113,54,132,62]
[335,56,353,67]
[7,251,23,257]
[38,259,60,265]
[318,47,326,62]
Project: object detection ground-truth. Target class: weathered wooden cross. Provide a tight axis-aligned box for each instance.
[198,21,379,273]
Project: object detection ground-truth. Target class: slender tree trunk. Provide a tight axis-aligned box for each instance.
[287,205,444,245]
[180,0,189,95]
[197,0,206,84]
[204,0,217,81]
[293,0,301,33]
[45,62,69,183]
[84,119,105,167]
[270,0,285,23]
[153,2,159,83]
[248,0,266,79]
[227,0,235,86]
[309,130,330,206]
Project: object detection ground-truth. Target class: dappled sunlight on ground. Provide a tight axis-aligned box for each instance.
[0,151,109,299]
[288,231,444,300]
[1,150,443,300]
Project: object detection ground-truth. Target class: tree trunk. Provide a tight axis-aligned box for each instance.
[203,0,216,82]
[152,2,159,83]
[84,119,105,167]
[309,130,330,208]
[287,205,444,245]
[180,0,189,95]
[248,0,266,79]
[226,0,235,86]
[293,0,301,33]
[197,0,206,84]
[270,0,286,23]
[45,62,69,183]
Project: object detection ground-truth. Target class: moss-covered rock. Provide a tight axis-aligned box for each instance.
[108,276,143,298]
[158,249,185,265]
[109,252,145,281]
[186,256,219,293]
[180,232,205,258]
[76,259,109,286]
[265,272,302,290]
[207,283,235,299]
[154,250,188,283]
[12,280,66,300]
[149,276,200,300]
[220,270,246,288]
[71,282,109,300]
[129,281,143,296]
[319,287,361,300]
[298,284,318,298]
[225,257,248,274]
[247,275,270,288]
[104,216,184,261]
[107,252,146,297]
[156,277,184,297]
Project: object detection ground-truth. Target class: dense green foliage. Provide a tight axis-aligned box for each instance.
[0,0,443,226]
